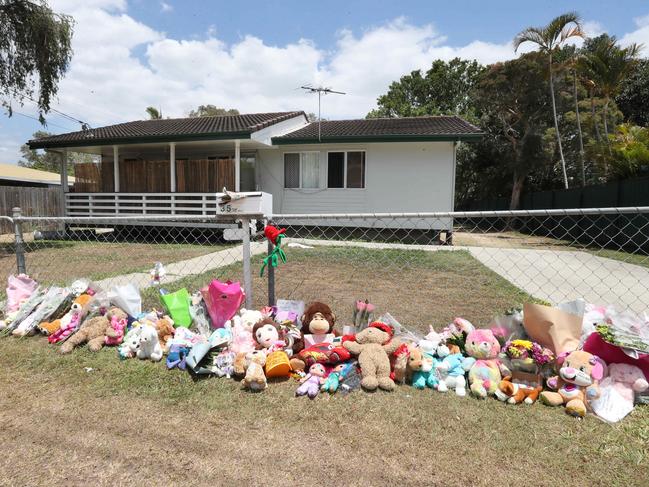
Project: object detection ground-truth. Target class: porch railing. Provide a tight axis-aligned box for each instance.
[65,192,222,217]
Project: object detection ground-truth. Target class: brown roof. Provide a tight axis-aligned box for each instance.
[29,112,306,149]
[0,163,74,185]
[272,116,482,144]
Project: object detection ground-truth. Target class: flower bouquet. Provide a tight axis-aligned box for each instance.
[501,339,555,374]
[350,299,375,333]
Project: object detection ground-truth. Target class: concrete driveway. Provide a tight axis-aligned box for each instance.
[466,247,649,314]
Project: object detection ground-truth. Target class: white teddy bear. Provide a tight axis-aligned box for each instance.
[136,324,163,362]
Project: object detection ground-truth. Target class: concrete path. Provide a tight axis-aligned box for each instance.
[95,242,267,289]
[289,238,649,314]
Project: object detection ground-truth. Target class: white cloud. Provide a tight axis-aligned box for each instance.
[620,13,649,52]
[4,2,648,165]
[160,1,172,13]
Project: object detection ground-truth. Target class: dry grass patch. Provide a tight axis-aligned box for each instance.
[0,337,647,487]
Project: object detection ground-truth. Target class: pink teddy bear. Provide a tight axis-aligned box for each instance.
[606,363,649,402]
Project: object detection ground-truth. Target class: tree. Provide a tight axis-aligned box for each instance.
[0,0,74,123]
[473,53,553,209]
[608,124,649,178]
[19,130,91,175]
[580,35,641,144]
[615,59,649,127]
[145,106,162,119]
[514,12,584,189]
[188,105,240,117]
[367,58,485,118]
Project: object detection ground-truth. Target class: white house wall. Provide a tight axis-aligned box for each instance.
[257,141,455,229]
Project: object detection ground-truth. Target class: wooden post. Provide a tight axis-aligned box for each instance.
[113,145,120,192]
[170,142,176,215]
[59,150,68,219]
[234,139,241,192]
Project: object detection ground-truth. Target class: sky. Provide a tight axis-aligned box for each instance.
[2,0,649,164]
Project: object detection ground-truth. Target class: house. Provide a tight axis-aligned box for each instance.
[27,111,481,227]
[0,163,75,188]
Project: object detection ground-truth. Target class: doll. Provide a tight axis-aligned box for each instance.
[296,363,327,399]
[321,362,353,393]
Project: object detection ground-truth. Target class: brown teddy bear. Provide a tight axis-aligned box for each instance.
[343,322,401,391]
[60,307,123,354]
[155,316,175,353]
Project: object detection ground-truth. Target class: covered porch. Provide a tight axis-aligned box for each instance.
[55,138,264,217]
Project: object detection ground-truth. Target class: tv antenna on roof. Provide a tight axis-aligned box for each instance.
[300,85,346,141]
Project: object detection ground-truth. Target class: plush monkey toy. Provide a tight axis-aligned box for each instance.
[290,302,347,372]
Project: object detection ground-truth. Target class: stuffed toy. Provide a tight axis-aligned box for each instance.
[406,346,434,390]
[495,373,543,405]
[252,317,287,352]
[155,316,175,352]
[435,351,468,396]
[321,362,355,394]
[241,350,267,391]
[296,363,327,399]
[40,293,93,336]
[343,321,401,391]
[540,350,606,418]
[118,326,142,359]
[590,363,649,422]
[464,329,510,398]
[166,344,189,370]
[59,312,110,354]
[291,302,350,371]
[229,308,264,376]
[104,307,128,346]
[213,350,236,378]
[391,343,410,384]
[136,324,163,361]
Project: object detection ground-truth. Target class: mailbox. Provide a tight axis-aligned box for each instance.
[216,191,273,219]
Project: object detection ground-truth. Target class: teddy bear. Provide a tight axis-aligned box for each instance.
[540,350,606,418]
[495,374,543,405]
[155,316,175,352]
[434,350,469,396]
[406,345,434,390]
[40,293,93,336]
[136,323,163,361]
[60,312,110,354]
[241,350,267,391]
[464,329,510,398]
[228,308,264,376]
[118,326,142,359]
[343,321,401,391]
[590,363,648,422]
[104,307,129,346]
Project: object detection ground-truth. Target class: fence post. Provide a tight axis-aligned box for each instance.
[12,207,26,275]
[241,217,253,309]
[267,239,276,306]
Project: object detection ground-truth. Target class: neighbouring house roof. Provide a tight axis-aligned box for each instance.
[0,163,74,185]
[28,112,307,149]
[272,116,483,144]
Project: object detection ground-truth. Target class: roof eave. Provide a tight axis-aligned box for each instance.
[271,133,484,145]
[28,131,253,150]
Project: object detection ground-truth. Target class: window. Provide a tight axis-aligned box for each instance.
[327,151,365,189]
[284,152,320,189]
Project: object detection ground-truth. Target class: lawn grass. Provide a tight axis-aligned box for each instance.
[0,239,227,298]
[145,247,535,329]
[1,245,647,485]
[0,335,647,486]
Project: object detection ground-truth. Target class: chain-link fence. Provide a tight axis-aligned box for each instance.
[2,207,648,326]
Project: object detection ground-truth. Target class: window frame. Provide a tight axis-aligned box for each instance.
[283,151,321,189]
[326,150,366,190]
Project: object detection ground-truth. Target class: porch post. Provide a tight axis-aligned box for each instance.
[170,142,176,192]
[234,139,241,191]
[113,145,120,192]
[60,149,68,217]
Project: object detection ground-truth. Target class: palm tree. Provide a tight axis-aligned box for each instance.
[580,36,641,146]
[514,12,584,189]
[145,106,162,119]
